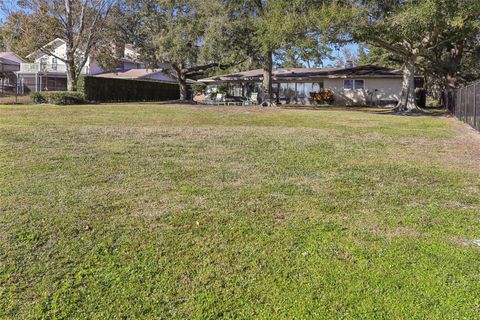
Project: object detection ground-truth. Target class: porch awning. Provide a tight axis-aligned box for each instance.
[0,57,20,73]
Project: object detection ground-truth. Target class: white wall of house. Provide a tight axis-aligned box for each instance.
[30,40,144,76]
[325,78,402,106]
[34,42,67,66]
[205,77,404,106]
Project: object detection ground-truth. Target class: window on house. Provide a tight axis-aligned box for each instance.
[304,83,313,95]
[296,83,305,98]
[345,80,365,90]
[279,83,296,99]
[354,80,365,90]
[344,80,354,90]
[51,57,58,71]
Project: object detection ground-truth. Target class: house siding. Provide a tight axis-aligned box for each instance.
[35,43,68,66]
[324,78,402,106]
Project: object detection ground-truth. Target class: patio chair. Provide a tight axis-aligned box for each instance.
[215,93,226,105]
[203,97,214,105]
[243,93,258,106]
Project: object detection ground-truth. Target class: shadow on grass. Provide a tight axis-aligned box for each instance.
[374,108,448,117]
[280,105,448,117]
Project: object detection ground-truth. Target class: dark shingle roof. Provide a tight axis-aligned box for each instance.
[199,65,403,83]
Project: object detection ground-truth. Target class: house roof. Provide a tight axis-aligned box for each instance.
[0,52,26,64]
[0,57,17,66]
[0,52,24,72]
[199,65,404,83]
[27,38,66,60]
[94,68,197,84]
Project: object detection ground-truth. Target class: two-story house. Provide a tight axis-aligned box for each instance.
[16,38,147,94]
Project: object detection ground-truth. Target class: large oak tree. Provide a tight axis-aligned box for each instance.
[350,0,480,112]
[234,0,340,105]
[137,0,251,100]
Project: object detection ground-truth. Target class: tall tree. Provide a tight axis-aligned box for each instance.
[19,0,114,91]
[358,38,480,109]
[421,25,480,110]
[356,44,402,69]
[0,0,23,52]
[351,0,480,112]
[234,0,338,105]
[138,0,250,100]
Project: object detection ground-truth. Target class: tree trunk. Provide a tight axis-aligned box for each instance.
[172,65,188,101]
[443,74,458,112]
[261,51,274,106]
[395,56,421,112]
[178,77,188,101]
[66,63,77,91]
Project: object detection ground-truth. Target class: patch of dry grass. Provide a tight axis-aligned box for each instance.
[0,94,30,105]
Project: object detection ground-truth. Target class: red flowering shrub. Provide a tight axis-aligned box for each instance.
[309,89,335,105]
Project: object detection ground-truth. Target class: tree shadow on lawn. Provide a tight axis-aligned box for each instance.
[280,105,448,117]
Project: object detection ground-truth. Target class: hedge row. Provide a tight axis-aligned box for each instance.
[78,76,180,102]
[30,91,87,105]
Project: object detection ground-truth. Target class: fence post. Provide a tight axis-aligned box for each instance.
[460,87,463,120]
[456,88,460,117]
[461,87,464,120]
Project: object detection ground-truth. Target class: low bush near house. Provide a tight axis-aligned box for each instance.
[310,89,335,105]
[30,92,47,104]
[209,86,227,100]
[191,84,207,94]
[30,91,87,105]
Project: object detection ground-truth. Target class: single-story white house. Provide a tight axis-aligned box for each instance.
[199,64,424,106]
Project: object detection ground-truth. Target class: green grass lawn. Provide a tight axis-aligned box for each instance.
[1,104,479,319]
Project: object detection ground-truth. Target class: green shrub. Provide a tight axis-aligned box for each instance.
[30,91,87,105]
[79,76,180,102]
[209,86,228,100]
[191,84,207,94]
[30,92,46,104]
